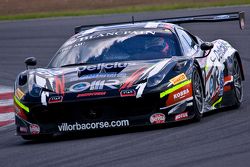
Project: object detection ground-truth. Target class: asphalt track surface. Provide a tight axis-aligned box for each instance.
[0,5,250,167]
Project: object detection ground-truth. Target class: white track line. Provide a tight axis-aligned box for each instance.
[0,86,13,93]
[0,113,15,122]
[0,99,13,107]
[0,85,14,127]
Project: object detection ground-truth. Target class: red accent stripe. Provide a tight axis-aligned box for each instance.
[0,92,13,100]
[0,105,14,113]
[205,66,214,82]
[119,67,146,91]
[224,85,232,92]
[0,120,14,127]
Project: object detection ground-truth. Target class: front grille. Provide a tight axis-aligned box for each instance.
[30,94,159,124]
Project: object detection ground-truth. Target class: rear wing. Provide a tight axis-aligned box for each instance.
[74,11,245,34]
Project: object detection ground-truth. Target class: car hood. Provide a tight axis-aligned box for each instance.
[31,59,176,91]
[23,57,191,105]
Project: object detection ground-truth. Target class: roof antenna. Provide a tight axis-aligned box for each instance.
[132,16,135,24]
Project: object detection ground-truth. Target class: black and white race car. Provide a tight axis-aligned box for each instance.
[14,12,245,140]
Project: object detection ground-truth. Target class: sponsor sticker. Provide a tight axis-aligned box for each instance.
[78,62,128,74]
[29,124,40,135]
[173,89,190,100]
[58,120,129,131]
[15,88,25,100]
[70,80,120,92]
[77,91,107,97]
[70,73,127,82]
[78,31,156,41]
[214,15,230,20]
[175,112,188,121]
[20,127,28,133]
[165,81,192,106]
[80,73,126,80]
[169,73,187,85]
[150,113,166,124]
[120,89,136,97]
[48,96,63,104]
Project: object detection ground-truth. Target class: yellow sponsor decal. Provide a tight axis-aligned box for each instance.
[15,88,25,100]
[160,80,191,98]
[14,96,30,113]
[169,73,187,85]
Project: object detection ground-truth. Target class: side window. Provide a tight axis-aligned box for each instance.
[176,28,197,55]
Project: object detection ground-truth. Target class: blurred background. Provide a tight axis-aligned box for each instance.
[0,0,249,20]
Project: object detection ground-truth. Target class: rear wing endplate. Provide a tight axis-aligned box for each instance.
[74,11,245,34]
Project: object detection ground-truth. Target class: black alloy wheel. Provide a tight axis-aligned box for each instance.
[233,56,243,108]
[192,66,204,122]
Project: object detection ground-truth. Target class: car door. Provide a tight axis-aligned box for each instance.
[175,28,224,108]
[203,41,225,108]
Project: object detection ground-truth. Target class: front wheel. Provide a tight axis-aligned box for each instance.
[232,56,243,108]
[192,66,204,122]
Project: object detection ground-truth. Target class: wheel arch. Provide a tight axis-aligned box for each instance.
[234,52,245,81]
[193,60,205,96]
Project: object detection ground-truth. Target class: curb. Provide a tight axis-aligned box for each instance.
[0,85,14,127]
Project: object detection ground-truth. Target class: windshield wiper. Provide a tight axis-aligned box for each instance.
[61,62,90,67]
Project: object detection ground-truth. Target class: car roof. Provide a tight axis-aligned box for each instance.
[76,22,179,37]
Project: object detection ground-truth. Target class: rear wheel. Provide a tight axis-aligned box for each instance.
[232,56,243,108]
[192,66,204,122]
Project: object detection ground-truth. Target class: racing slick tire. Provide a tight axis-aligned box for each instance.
[232,56,243,108]
[191,66,204,122]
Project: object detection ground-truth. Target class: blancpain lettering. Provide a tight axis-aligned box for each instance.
[79,31,156,41]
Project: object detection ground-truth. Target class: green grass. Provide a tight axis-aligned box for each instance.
[0,0,249,20]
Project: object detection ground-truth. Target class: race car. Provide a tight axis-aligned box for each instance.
[14,12,245,140]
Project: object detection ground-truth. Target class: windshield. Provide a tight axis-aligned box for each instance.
[48,29,181,68]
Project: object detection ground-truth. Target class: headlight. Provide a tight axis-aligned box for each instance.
[173,60,188,72]
[147,72,166,87]
[28,74,42,97]
[29,84,42,97]
[147,60,188,88]
[18,73,28,86]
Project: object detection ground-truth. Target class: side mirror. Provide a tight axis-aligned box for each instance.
[24,57,37,69]
[200,42,214,51]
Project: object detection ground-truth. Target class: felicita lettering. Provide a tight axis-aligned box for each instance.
[173,89,190,100]
[78,62,128,72]
[150,113,166,124]
[70,80,120,92]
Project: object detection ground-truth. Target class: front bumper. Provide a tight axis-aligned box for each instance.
[15,82,196,136]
